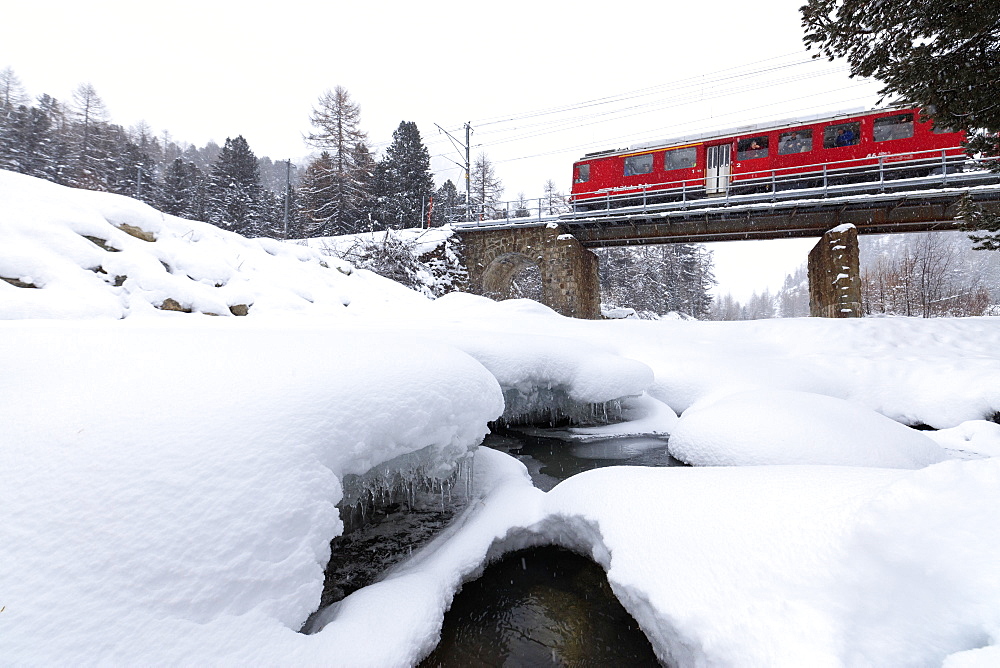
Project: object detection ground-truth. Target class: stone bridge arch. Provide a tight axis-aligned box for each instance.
[457,224,601,319]
[480,251,541,300]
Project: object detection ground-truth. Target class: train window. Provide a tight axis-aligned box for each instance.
[736,136,769,160]
[623,153,654,176]
[873,114,914,141]
[664,146,697,170]
[575,164,590,183]
[931,121,957,134]
[778,130,813,155]
[823,122,861,148]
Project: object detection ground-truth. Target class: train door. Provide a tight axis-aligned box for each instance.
[705,143,731,195]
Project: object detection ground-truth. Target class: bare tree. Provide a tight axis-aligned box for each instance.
[0,67,27,108]
[542,179,569,215]
[69,83,110,189]
[469,152,503,220]
[861,233,993,316]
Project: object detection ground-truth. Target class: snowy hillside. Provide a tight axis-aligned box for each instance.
[2,170,1000,666]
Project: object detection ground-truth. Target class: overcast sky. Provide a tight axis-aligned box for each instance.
[3,0,886,299]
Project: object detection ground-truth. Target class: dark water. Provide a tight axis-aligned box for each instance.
[418,429,679,666]
[486,429,686,491]
[419,546,661,667]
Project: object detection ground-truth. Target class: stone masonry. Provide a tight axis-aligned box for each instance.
[457,224,602,319]
[808,224,862,318]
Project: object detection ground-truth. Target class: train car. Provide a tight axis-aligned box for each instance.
[570,108,967,210]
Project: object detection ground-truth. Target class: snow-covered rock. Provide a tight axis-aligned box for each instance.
[669,389,947,468]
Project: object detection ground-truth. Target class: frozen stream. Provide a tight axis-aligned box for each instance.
[486,429,686,491]
[418,430,681,665]
[307,428,684,662]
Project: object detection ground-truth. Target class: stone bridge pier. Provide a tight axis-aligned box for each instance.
[808,224,862,318]
[456,224,602,319]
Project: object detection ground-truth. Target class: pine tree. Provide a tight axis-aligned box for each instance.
[376,121,435,229]
[431,180,461,226]
[596,244,716,318]
[36,94,72,185]
[0,103,53,178]
[305,86,368,234]
[160,158,204,219]
[351,142,379,232]
[104,125,158,205]
[801,0,1000,248]
[204,135,262,236]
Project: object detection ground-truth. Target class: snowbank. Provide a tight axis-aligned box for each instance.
[437,330,654,423]
[669,389,947,467]
[927,419,1000,458]
[0,318,503,663]
[540,457,1000,666]
[0,170,427,320]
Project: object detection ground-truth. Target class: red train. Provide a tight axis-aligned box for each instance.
[570,107,967,209]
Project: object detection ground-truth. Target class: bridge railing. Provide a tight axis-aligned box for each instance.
[566,148,994,212]
[449,149,998,228]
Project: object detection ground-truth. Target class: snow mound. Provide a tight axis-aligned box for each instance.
[839,458,1000,665]
[617,317,1000,427]
[927,420,1000,458]
[669,389,948,468]
[0,318,503,663]
[540,458,1000,666]
[440,331,654,423]
[0,170,429,320]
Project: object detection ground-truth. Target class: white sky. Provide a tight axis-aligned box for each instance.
[3,0,886,300]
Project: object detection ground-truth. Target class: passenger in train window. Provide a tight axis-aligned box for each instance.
[623,154,653,176]
[779,130,813,154]
[824,122,860,148]
[737,136,769,159]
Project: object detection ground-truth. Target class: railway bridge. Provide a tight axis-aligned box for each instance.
[453,172,1000,319]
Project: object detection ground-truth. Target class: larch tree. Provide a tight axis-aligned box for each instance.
[800,0,1000,248]
[305,86,368,235]
[68,83,111,190]
[299,151,339,235]
[0,67,28,108]
[542,179,568,215]
[469,152,503,220]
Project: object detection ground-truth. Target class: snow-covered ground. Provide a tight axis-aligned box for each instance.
[2,170,1000,666]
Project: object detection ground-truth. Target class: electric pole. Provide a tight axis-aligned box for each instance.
[435,122,473,221]
[464,122,471,221]
[283,159,291,239]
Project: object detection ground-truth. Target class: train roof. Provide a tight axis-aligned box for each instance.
[578,106,914,161]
